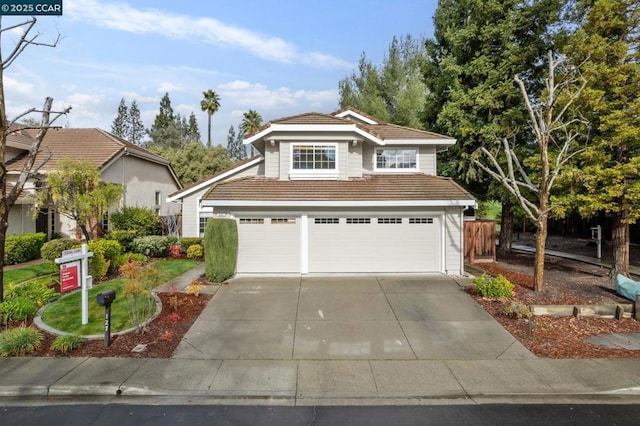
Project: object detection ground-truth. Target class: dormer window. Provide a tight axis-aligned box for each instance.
[290,143,339,180]
[375,148,417,171]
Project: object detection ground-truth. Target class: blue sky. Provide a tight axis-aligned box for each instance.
[3,0,436,146]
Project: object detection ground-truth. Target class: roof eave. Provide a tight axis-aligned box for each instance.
[201,199,476,208]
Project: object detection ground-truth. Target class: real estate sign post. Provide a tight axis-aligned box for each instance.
[55,244,93,325]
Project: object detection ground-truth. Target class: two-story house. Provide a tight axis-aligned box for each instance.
[168,109,475,275]
[6,128,182,238]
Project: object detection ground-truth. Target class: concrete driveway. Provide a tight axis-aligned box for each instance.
[174,275,534,361]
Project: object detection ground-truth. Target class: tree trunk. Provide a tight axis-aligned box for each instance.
[0,203,8,302]
[498,200,513,256]
[533,219,547,292]
[611,208,630,278]
[207,114,212,148]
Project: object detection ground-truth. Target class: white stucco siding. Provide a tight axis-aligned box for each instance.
[444,207,464,275]
[101,155,181,216]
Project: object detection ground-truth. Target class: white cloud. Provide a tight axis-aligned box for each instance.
[65,0,351,69]
[3,76,33,94]
[157,82,182,93]
[218,80,339,111]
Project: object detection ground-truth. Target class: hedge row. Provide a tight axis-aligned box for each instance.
[4,233,47,265]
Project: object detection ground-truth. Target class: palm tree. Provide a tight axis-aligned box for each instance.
[240,110,262,156]
[200,90,221,148]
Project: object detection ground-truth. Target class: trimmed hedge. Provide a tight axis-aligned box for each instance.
[4,233,47,265]
[204,218,237,282]
[130,235,178,257]
[110,206,161,235]
[40,239,78,264]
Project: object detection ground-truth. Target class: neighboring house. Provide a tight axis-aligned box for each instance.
[168,109,475,275]
[5,128,182,238]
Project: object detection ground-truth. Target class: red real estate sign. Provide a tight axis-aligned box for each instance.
[60,261,80,293]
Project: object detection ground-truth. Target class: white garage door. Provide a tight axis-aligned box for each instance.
[308,216,441,273]
[236,217,300,273]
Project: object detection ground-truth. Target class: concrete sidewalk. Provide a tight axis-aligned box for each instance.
[2,267,640,405]
[1,356,640,404]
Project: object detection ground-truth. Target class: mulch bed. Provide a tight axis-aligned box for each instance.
[471,256,640,359]
[25,292,211,358]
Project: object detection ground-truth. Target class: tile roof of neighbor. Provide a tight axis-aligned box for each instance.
[6,128,170,172]
[202,174,474,202]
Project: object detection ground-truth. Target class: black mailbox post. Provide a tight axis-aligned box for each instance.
[96,290,116,347]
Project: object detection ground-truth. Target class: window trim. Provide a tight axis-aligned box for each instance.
[374,147,419,172]
[290,142,339,180]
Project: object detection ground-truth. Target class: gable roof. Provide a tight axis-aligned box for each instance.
[243,109,455,149]
[6,128,181,187]
[167,156,263,202]
[201,174,475,207]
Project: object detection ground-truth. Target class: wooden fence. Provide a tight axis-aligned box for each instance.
[464,220,496,263]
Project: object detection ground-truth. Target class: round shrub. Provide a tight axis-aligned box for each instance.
[89,239,123,274]
[4,233,47,264]
[186,244,204,260]
[110,206,161,235]
[130,235,178,257]
[40,239,78,263]
[472,273,514,299]
[107,229,138,252]
[0,326,43,356]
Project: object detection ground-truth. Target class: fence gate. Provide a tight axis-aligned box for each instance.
[464,220,496,263]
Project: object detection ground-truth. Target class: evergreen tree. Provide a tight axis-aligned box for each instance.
[558,0,640,277]
[339,35,427,128]
[148,93,185,148]
[235,127,247,160]
[111,98,130,138]
[187,112,201,143]
[226,125,237,160]
[423,0,561,256]
[129,100,145,145]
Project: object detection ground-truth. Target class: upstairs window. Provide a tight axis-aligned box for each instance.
[292,144,336,170]
[376,149,417,170]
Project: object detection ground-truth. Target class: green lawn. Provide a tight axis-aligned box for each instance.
[3,262,57,286]
[40,259,199,336]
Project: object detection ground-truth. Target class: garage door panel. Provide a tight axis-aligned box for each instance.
[309,216,441,273]
[236,217,300,273]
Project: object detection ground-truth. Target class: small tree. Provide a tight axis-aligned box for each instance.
[473,52,587,291]
[36,159,124,241]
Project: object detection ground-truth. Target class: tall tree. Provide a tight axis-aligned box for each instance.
[240,110,262,157]
[111,98,130,138]
[36,159,124,242]
[148,93,193,149]
[0,17,71,301]
[423,0,561,255]
[559,0,640,277]
[150,143,232,185]
[200,89,221,148]
[339,35,427,128]
[128,100,145,145]
[226,125,237,160]
[474,52,587,291]
[187,112,201,143]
